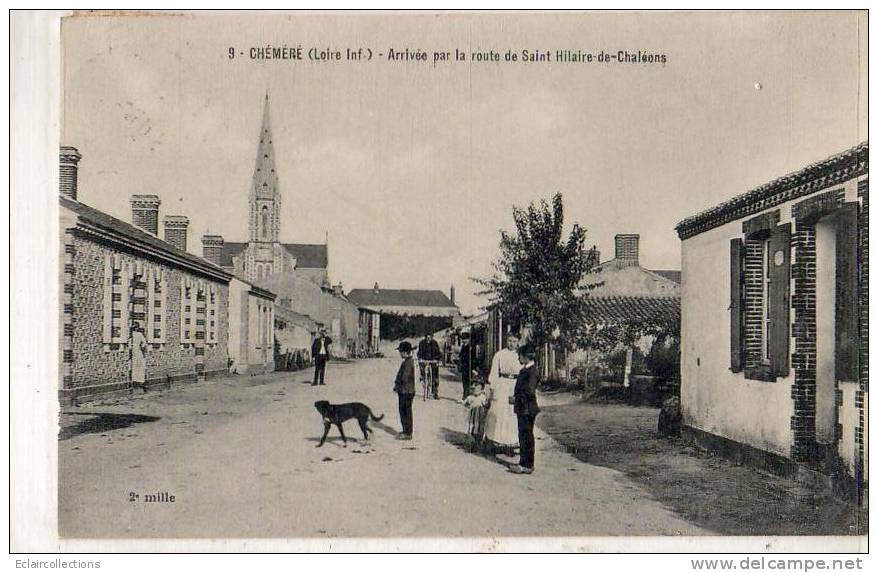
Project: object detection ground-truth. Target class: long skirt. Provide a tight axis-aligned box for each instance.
[484,378,519,447]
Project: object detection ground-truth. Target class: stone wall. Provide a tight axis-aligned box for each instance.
[63,232,229,402]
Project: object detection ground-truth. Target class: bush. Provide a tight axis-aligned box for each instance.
[379,314,453,340]
[645,336,680,386]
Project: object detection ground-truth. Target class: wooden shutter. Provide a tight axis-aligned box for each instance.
[729,239,744,372]
[146,268,155,343]
[730,238,745,372]
[102,255,113,344]
[835,203,859,382]
[768,223,791,377]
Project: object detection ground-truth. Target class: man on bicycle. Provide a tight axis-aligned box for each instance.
[417,333,442,399]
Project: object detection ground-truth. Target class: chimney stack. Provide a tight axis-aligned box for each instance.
[450,285,456,306]
[163,215,189,252]
[59,146,82,200]
[130,194,162,235]
[201,234,224,266]
[614,234,640,266]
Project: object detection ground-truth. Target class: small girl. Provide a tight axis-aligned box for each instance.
[464,382,491,451]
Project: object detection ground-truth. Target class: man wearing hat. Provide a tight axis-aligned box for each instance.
[311,328,333,386]
[393,341,416,440]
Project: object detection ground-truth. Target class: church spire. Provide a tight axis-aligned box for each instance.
[249,92,281,243]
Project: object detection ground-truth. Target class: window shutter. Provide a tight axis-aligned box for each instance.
[146,268,155,343]
[180,280,187,343]
[158,270,167,343]
[768,223,791,377]
[835,203,859,382]
[730,238,744,372]
[119,262,131,343]
[102,255,113,344]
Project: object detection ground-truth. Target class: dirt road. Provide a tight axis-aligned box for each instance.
[59,358,706,538]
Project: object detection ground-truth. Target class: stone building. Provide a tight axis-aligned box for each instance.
[347,284,460,318]
[558,234,682,384]
[59,146,233,404]
[675,142,868,498]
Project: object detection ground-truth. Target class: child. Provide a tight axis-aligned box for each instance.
[393,341,416,440]
[464,381,491,451]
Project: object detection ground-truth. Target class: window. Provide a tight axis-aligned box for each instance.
[730,211,790,380]
[102,254,130,347]
[261,206,269,239]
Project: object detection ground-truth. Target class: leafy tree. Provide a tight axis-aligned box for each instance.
[475,193,597,350]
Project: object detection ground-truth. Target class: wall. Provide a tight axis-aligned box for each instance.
[680,177,865,465]
[66,231,229,399]
[256,272,359,357]
[680,216,794,458]
[581,262,680,297]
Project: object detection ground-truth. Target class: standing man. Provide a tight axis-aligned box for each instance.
[311,328,333,386]
[417,333,442,399]
[393,341,416,440]
[509,344,540,475]
[458,336,473,400]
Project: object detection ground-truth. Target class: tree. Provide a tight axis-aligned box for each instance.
[475,193,596,350]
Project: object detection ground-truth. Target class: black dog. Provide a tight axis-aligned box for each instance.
[314,400,384,447]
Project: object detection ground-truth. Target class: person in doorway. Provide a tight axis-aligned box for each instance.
[311,328,333,386]
[484,334,521,456]
[393,341,416,440]
[130,322,148,392]
[509,344,540,475]
[417,333,442,399]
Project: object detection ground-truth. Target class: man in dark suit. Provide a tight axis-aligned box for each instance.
[311,328,332,386]
[509,344,540,474]
[393,341,416,440]
[417,333,442,399]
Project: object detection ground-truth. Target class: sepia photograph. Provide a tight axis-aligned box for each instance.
[9,8,869,553]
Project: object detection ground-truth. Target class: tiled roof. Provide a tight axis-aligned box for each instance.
[219,242,328,269]
[582,296,680,325]
[61,196,231,281]
[220,242,248,267]
[347,288,457,308]
[282,243,328,268]
[648,269,681,284]
[275,304,319,329]
[676,142,868,240]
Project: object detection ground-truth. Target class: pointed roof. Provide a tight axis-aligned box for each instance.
[251,92,279,200]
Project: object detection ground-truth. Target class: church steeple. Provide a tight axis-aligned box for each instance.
[249,91,281,243]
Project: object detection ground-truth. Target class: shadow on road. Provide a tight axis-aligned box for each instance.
[59,412,161,441]
[439,427,515,469]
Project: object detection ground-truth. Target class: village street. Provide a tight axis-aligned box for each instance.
[59,358,706,539]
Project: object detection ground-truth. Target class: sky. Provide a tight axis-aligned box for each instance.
[61,11,867,315]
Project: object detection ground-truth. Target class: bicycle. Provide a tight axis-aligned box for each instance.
[420,359,438,402]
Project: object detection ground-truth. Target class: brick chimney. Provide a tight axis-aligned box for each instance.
[614,234,640,266]
[587,246,600,266]
[163,215,189,252]
[59,146,82,200]
[332,282,344,297]
[450,285,456,306]
[130,194,162,235]
[201,234,224,266]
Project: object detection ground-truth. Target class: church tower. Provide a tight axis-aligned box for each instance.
[243,92,287,281]
[249,92,281,244]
